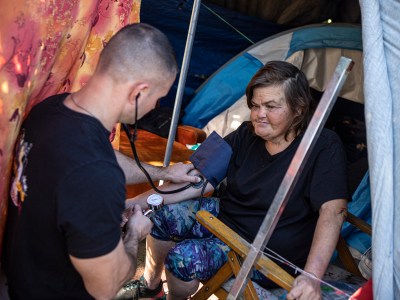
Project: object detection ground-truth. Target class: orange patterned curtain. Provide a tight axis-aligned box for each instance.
[0,0,141,252]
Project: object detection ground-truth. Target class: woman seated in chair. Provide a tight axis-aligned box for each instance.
[122,61,349,300]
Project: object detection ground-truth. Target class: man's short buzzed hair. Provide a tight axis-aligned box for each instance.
[96,23,178,83]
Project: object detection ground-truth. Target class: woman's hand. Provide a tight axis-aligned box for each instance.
[286,199,347,300]
[286,274,321,300]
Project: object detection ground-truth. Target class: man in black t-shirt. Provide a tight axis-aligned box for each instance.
[3,23,200,300]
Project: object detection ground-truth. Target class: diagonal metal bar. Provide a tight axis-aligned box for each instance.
[227,56,354,299]
[163,0,202,167]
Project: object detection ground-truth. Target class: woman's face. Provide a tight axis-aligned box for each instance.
[250,85,296,143]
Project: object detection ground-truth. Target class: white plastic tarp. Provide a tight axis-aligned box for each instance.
[360,0,400,298]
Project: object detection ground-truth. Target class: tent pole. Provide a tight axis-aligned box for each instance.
[163,0,202,167]
[227,57,354,299]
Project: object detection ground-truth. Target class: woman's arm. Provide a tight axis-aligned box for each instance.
[124,170,214,211]
[287,198,348,300]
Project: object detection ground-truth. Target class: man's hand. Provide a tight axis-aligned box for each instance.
[115,150,202,185]
[121,206,132,228]
[124,205,153,243]
[163,162,200,183]
[286,274,321,300]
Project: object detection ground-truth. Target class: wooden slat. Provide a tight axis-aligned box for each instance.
[191,261,233,300]
[228,251,258,300]
[196,210,294,291]
[336,235,363,277]
[346,213,372,235]
[214,288,228,299]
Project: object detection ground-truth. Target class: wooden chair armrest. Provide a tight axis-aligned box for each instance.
[196,210,294,291]
[176,125,207,145]
[346,212,372,235]
[336,212,372,277]
[336,235,363,277]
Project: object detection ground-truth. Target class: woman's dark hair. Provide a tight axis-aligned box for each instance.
[246,61,316,139]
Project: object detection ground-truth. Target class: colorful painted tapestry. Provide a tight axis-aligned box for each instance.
[0,0,141,251]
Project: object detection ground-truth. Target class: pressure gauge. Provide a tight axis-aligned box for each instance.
[146,194,164,211]
[143,194,164,218]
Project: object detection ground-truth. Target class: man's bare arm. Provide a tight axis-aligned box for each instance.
[115,150,200,185]
[70,240,136,300]
[70,206,152,299]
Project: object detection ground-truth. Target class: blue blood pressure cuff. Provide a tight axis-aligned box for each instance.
[189,131,232,188]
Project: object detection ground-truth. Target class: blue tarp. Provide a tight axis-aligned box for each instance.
[140,0,286,109]
[342,172,372,253]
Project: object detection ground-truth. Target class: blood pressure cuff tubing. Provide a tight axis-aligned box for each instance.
[189,131,232,188]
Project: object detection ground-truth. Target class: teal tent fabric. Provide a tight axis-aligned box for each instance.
[183,53,262,128]
[286,26,362,59]
[183,24,363,130]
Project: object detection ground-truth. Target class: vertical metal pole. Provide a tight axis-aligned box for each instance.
[227,57,354,299]
[163,0,202,167]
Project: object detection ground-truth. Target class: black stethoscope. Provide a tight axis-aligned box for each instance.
[121,94,207,194]
[121,94,208,242]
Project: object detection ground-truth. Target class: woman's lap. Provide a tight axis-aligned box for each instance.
[150,197,220,241]
[165,237,231,282]
[150,198,274,287]
[150,197,230,281]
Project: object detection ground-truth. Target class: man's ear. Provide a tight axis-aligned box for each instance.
[128,82,149,104]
